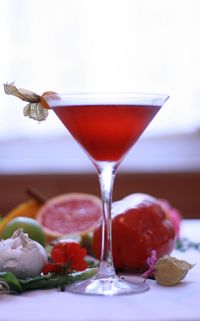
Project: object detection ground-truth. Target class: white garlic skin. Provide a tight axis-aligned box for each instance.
[0,229,48,278]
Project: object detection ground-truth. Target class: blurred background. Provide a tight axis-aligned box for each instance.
[0,0,199,217]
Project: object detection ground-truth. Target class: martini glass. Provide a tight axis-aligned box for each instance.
[43,92,169,296]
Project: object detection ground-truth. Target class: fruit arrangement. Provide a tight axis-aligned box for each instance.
[0,191,193,292]
[0,192,181,267]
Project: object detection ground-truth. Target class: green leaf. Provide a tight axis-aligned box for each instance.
[19,268,97,292]
[0,272,22,293]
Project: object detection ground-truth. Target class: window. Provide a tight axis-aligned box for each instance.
[1,0,200,138]
[0,0,199,174]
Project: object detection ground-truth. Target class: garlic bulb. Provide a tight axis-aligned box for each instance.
[0,229,48,278]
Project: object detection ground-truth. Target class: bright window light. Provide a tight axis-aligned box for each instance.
[1,0,200,140]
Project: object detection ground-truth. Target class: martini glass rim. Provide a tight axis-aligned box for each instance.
[44,92,169,107]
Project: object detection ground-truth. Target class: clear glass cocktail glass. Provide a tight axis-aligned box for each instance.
[43,92,169,296]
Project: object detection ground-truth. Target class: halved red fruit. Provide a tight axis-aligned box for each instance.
[36,193,102,242]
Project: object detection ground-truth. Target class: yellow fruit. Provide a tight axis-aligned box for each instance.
[0,199,41,237]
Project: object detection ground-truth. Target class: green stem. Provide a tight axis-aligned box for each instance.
[19,268,97,292]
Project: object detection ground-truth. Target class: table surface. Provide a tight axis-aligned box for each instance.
[0,220,200,321]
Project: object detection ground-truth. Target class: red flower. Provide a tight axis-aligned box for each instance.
[43,262,62,275]
[43,242,88,275]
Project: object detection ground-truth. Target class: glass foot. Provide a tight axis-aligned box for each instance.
[66,276,149,296]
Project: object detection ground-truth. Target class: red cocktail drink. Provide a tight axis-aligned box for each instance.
[53,104,160,163]
[43,92,168,296]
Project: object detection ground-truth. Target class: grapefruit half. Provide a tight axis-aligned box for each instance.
[36,193,102,242]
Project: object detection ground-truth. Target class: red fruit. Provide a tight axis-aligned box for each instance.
[93,193,176,272]
[158,199,182,236]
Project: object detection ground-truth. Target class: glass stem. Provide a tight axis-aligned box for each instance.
[96,161,117,278]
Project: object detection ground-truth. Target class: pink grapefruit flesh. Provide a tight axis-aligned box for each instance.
[36,193,102,239]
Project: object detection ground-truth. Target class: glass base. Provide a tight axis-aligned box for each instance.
[66,276,149,296]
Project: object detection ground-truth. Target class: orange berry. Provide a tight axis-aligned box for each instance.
[40,91,58,109]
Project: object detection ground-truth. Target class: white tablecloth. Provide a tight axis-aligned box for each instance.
[0,220,200,321]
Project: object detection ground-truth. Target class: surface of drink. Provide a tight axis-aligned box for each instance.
[53,104,160,162]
